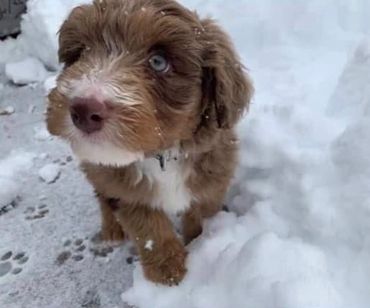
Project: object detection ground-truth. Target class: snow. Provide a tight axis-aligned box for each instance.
[327,40,370,119]
[5,58,48,85]
[38,164,61,184]
[144,240,154,251]
[0,106,15,115]
[33,125,52,141]
[2,0,370,307]
[0,152,35,208]
[0,0,90,69]
[43,75,58,94]
[123,228,342,308]
[121,1,370,307]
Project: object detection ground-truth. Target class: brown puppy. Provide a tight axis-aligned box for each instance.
[47,0,253,285]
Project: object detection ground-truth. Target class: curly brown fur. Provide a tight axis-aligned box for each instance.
[46,0,253,285]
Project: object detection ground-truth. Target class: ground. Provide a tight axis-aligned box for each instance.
[1,1,370,308]
[0,64,135,307]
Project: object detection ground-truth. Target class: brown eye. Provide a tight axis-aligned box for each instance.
[149,54,169,72]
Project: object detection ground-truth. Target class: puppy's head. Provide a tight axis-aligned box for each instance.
[47,0,253,166]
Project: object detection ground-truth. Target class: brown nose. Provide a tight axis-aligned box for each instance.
[70,97,107,134]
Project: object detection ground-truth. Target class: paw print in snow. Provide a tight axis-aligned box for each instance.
[24,204,49,220]
[0,197,21,217]
[56,236,117,266]
[0,251,29,279]
[56,238,87,265]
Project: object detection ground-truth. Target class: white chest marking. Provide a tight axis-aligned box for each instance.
[137,156,191,215]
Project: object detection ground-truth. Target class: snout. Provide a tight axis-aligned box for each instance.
[70,97,107,134]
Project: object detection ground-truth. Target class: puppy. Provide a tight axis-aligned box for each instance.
[47,0,253,285]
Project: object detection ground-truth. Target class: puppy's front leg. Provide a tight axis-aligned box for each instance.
[182,203,203,245]
[116,205,187,286]
[97,195,126,242]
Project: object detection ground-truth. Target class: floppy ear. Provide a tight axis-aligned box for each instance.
[58,6,88,66]
[200,19,253,129]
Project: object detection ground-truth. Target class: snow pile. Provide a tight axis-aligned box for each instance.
[19,0,91,69]
[122,217,342,308]
[5,58,48,85]
[121,2,370,308]
[121,37,370,307]
[179,0,369,53]
[0,0,368,68]
[327,40,370,119]
[0,0,90,69]
[0,152,35,208]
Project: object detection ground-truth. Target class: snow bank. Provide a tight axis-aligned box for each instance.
[121,3,370,306]
[19,0,91,69]
[0,152,35,208]
[327,39,370,119]
[0,0,90,69]
[122,215,342,308]
[1,0,369,68]
[180,0,369,53]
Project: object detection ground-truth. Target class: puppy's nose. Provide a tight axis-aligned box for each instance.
[70,97,107,134]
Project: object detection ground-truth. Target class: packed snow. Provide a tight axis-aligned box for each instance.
[1,0,370,308]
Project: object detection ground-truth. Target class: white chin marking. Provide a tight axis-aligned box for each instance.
[71,140,144,167]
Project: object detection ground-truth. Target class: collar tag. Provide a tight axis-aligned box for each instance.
[156,154,166,172]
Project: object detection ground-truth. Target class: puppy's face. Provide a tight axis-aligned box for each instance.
[47,0,252,166]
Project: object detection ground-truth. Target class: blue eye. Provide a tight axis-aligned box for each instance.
[149,54,169,72]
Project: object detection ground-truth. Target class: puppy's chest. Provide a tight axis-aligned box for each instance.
[136,157,192,215]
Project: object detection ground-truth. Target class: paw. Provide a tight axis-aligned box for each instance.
[142,239,187,286]
[100,222,125,242]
